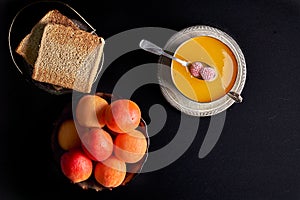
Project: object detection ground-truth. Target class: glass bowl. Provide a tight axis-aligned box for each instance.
[51,92,149,191]
[158,25,247,117]
[8,1,103,95]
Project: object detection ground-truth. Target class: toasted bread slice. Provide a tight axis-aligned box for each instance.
[16,9,79,66]
[32,23,104,93]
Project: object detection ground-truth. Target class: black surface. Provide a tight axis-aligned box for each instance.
[1,0,300,199]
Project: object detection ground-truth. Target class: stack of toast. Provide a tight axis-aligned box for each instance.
[16,9,104,93]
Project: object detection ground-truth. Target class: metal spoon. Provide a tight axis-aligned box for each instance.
[139,39,216,81]
[139,39,243,103]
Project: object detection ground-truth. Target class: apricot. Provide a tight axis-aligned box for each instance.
[94,156,126,188]
[60,148,93,183]
[105,99,141,133]
[57,120,82,150]
[114,129,147,163]
[81,128,113,161]
[75,95,108,128]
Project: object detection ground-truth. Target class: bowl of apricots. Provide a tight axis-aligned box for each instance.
[51,92,149,191]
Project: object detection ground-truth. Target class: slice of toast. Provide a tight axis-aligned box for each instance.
[32,23,104,93]
[16,9,79,66]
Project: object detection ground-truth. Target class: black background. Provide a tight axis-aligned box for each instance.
[1,0,300,199]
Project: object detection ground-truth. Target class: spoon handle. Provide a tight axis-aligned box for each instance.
[139,39,189,67]
[227,91,243,103]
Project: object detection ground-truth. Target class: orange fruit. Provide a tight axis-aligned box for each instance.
[94,156,126,188]
[60,148,93,183]
[105,99,141,133]
[114,129,147,163]
[75,95,108,128]
[57,120,81,150]
[81,128,113,162]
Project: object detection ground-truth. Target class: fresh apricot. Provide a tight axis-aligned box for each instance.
[60,148,93,183]
[105,99,141,133]
[94,156,126,188]
[81,128,113,162]
[57,120,82,150]
[75,95,108,128]
[114,129,147,163]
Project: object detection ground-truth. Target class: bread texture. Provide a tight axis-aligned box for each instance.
[16,9,79,66]
[32,23,104,93]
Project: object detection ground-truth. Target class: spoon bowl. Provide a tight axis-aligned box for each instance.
[139,39,216,81]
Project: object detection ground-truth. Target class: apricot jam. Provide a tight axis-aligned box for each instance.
[171,36,238,102]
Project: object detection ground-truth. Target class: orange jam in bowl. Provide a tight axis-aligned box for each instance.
[171,36,238,103]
